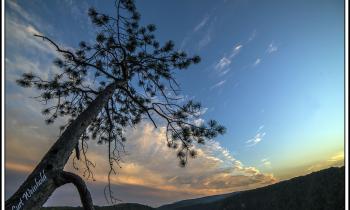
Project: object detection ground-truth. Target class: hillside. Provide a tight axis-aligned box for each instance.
[157,192,237,210]
[174,166,345,210]
[42,166,345,210]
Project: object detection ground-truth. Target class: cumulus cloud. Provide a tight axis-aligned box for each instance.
[115,125,277,194]
[6,123,277,205]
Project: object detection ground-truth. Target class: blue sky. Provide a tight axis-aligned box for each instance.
[5,0,344,207]
[138,0,344,174]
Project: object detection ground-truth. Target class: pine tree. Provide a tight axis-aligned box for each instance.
[6,1,225,209]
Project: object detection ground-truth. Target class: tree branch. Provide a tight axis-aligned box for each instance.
[34,34,118,81]
[55,171,95,210]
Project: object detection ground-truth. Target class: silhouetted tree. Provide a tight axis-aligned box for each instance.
[5,1,225,209]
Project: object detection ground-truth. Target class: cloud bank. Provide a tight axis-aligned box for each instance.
[6,122,277,206]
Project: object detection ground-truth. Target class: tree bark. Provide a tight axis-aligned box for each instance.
[5,81,120,210]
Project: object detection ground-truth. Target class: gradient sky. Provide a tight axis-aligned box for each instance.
[5,0,344,207]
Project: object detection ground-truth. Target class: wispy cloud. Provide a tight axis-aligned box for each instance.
[261,158,272,168]
[231,44,243,58]
[62,0,94,37]
[252,58,262,67]
[182,9,227,50]
[210,80,226,89]
[248,41,279,69]
[180,35,191,50]
[246,132,265,146]
[5,16,57,56]
[306,151,344,172]
[197,16,218,50]
[246,125,266,147]
[247,30,257,43]
[214,30,259,73]
[266,41,278,54]
[327,152,344,163]
[4,6,67,122]
[215,57,231,71]
[194,15,210,32]
[214,44,243,75]
[198,32,212,49]
[7,0,40,26]
[180,15,212,50]
[6,162,34,173]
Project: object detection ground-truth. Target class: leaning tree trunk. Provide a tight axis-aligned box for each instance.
[5,82,119,210]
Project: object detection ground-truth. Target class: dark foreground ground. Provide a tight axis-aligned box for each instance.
[42,166,345,210]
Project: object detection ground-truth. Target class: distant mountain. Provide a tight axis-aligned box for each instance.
[169,166,345,210]
[157,192,238,210]
[42,166,345,210]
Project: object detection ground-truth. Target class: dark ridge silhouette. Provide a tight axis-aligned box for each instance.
[42,166,345,210]
[157,192,238,210]
[175,166,345,210]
